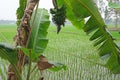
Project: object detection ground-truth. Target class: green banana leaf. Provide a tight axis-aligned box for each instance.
[72,0,120,74]
[0,43,21,80]
[17,46,39,61]
[0,43,18,63]
[16,0,27,26]
[28,8,50,55]
[58,0,120,74]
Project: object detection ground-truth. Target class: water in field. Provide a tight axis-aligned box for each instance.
[0,25,120,80]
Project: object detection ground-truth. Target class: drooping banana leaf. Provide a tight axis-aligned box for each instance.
[58,0,120,74]
[109,2,120,10]
[0,43,21,80]
[72,0,120,74]
[28,8,50,55]
[0,43,18,63]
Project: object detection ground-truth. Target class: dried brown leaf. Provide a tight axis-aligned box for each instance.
[37,55,53,70]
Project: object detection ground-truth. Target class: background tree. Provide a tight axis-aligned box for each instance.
[95,0,120,27]
[109,0,120,27]
[107,0,120,27]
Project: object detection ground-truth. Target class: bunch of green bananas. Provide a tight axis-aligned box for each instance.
[50,5,66,34]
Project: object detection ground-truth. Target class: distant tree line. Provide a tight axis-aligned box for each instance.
[0,20,16,24]
[95,0,120,27]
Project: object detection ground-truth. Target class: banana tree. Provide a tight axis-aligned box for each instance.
[0,0,120,80]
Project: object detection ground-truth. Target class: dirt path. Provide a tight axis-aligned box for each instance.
[108,28,120,31]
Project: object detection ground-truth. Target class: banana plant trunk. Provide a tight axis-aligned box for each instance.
[7,0,39,80]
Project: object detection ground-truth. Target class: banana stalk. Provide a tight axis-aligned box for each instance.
[7,0,40,80]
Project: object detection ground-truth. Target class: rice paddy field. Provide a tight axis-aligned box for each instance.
[0,24,120,80]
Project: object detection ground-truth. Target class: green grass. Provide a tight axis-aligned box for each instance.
[0,24,17,44]
[0,24,120,80]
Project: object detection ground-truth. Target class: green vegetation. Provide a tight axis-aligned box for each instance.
[0,24,17,44]
[1,0,120,80]
[0,24,120,80]
[0,24,17,80]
